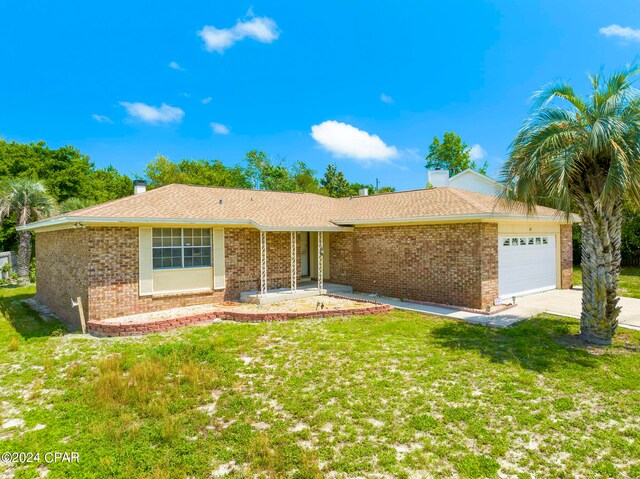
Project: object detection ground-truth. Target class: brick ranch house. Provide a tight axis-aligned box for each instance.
[21,177,575,328]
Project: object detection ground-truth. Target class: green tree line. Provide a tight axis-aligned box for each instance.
[0,140,395,251]
[4,133,640,270]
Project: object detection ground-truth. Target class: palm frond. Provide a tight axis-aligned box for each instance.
[502,66,640,218]
[587,70,603,91]
[531,81,588,114]
[599,140,630,211]
[0,179,57,227]
[58,197,95,214]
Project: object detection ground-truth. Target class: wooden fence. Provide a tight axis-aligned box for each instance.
[622,255,640,267]
[574,253,640,267]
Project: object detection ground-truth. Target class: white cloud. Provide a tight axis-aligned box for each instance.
[310,120,399,164]
[599,24,640,42]
[202,96,213,104]
[169,61,185,71]
[119,102,184,124]
[211,122,230,135]
[198,27,236,53]
[92,114,113,124]
[233,17,279,42]
[469,144,487,161]
[198,14,280,53]
[380,93,394,104]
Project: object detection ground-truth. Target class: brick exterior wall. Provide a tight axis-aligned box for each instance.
[35,227,302,324]
[85,227,225,321]
[329,223,499,310]
[35,221,571,326]
[35,228,90,327]
[560,224,573,289]
[479,223,500,307]
[224,230,302,298]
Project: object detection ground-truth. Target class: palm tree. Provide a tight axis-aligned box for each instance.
[0,179,57,285]
[501,65,640,345]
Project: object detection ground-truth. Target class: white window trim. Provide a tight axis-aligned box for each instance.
[152,227,212,270]
[139,227,153,295]
[213,228,226,290]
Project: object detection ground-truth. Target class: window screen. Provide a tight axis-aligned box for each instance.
[152,228,212,269]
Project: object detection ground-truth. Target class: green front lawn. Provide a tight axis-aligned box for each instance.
[573,265,640,299]
[1,286,640,478]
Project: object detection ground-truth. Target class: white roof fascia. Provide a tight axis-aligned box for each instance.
[332,213,576,225]
[18,216,257,232]
[19,216,354,233]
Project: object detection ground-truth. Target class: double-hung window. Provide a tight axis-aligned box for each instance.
[152,228,212,269]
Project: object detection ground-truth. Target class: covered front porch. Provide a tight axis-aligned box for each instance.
[240,281,353,305]
[241,229,349,305]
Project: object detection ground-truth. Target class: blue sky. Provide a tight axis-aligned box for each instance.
[1,1,640,191]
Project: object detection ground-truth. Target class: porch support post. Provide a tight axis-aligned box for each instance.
[317,232,324,294]
[290,231,297,293]
[259,230,267,296]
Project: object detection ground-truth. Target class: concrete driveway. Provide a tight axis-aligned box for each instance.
[341,289,640,329]
[514,289,640,330]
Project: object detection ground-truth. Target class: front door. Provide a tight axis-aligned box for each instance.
[300,232,310,277]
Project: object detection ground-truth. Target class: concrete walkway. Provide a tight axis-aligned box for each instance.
[340,289,640,330]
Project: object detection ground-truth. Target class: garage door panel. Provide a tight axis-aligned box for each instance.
[499,235,556,299]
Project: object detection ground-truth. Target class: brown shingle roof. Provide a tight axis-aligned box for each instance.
[333,187,561,223]
[24,184,570,231]
[56,184,342,229]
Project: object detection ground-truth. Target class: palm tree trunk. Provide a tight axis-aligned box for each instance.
[17,230,32,285]
[579,200,622,345]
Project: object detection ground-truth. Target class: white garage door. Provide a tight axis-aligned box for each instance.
[498,235,557,300]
